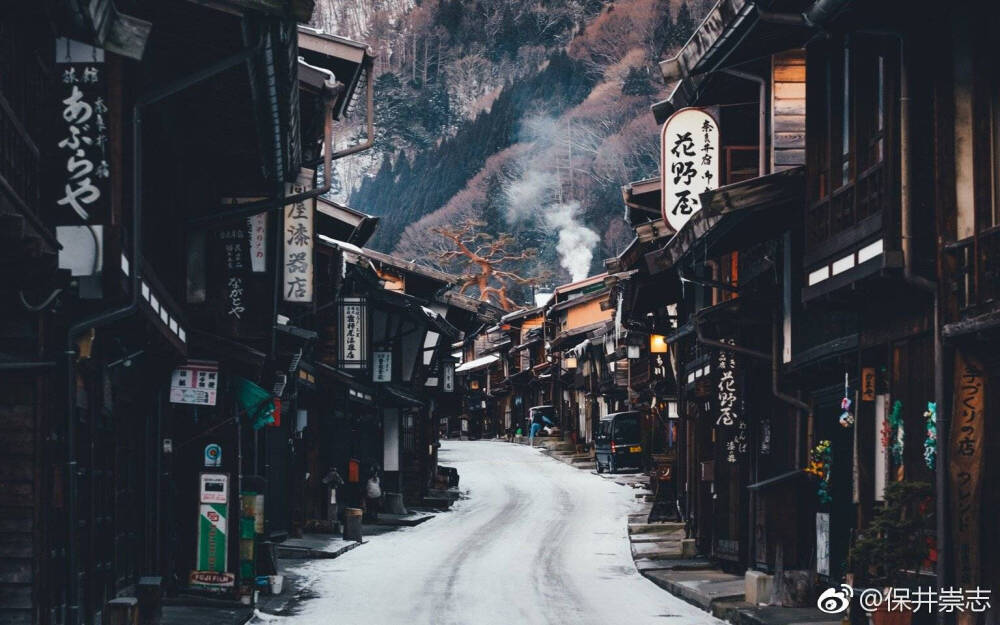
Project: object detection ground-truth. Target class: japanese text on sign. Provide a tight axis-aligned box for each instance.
[339,298,367,369]
[373,351,391,382]
[950,351,985,589]
[218,227,247,320]
[283,170,314,302]
[661,108,719,232]
[715,339,744,464]
[55,39,109,224]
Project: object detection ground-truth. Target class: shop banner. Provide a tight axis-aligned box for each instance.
[950,350,985,590]
[338,297,367,369]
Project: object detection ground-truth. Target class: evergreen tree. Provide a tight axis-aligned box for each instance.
[673,1,694,48]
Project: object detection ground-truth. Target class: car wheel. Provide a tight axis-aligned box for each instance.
[596,461,605,474]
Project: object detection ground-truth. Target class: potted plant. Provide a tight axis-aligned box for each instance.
[847,481,934,625]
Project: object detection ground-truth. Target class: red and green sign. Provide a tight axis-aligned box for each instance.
[196,503,228,572]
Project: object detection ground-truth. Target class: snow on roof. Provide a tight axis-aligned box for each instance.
[454,354,500,373]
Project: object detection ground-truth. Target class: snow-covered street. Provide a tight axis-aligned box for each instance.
[266,440,723,625]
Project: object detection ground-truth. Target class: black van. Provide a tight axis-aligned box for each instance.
[595,411,642,473]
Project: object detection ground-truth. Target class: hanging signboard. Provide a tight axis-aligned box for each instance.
[283,169,314,302]
[248,212,267,273]
[220,198,267,274]
[715,340,745,464]
[861,367,876,401]
[170,361,219,406]
[661,107,720,232]
[338,297,367,369]
[373,351,392,382]
[53,39,110,225]
[442,362,455,392]
[217,225,249,328]
[950,350,985,591]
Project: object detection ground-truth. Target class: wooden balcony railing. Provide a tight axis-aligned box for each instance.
[945,226,1000,316]
[807,162,887,249]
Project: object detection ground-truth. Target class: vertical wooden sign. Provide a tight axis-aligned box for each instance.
[950,350,985,595]
[861,367,876,401]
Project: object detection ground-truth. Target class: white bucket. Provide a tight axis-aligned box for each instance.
[269,575,284,595]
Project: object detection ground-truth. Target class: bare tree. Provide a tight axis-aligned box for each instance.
[433,219,539,311]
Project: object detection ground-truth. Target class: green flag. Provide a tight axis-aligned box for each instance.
[233,376,275,430]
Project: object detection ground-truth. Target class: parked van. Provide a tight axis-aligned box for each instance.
[595,411,642,473]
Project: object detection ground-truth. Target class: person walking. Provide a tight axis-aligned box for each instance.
[529,417,542,447]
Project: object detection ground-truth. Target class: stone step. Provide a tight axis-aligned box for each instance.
[628,522,685,535]
[629,533,684,544]
[632,544,683,560]
[633,556,713,573]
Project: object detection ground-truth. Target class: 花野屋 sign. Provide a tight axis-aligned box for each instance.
[661,107,720,232]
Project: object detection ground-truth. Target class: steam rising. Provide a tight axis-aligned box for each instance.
[546,201,600,282]
[503,117,600,282]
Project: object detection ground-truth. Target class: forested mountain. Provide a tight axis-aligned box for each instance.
[311,0,709,301]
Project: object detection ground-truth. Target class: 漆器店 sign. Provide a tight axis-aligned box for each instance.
[373,351,391,382]
[661,107,720,232]
[54,39,109,224]
[338,297,367,369]
[284,169,314,302]
[170,361,219,406]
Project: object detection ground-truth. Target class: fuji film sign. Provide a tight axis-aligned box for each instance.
[661,107,720,232]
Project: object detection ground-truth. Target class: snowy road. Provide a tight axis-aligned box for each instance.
[268,440,722,625]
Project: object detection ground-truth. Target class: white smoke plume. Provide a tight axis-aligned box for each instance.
[545,201,599,282]
[503,115,600,282]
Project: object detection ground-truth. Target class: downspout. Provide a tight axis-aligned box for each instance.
[720,68,767,178]
[894,35,946,608]
[190,56,375,228]
[63,41,262,625]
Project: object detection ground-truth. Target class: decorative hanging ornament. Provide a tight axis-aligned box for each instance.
[805,439,833,504]
[924,401,937,470]
[839,372,854,428]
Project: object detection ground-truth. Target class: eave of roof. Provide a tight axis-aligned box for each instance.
[318,235,459,285]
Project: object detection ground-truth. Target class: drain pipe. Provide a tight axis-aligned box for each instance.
[720,68,767,178]
[189,56,375,228]
[893,35,946,608]
[63,41,261,625]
